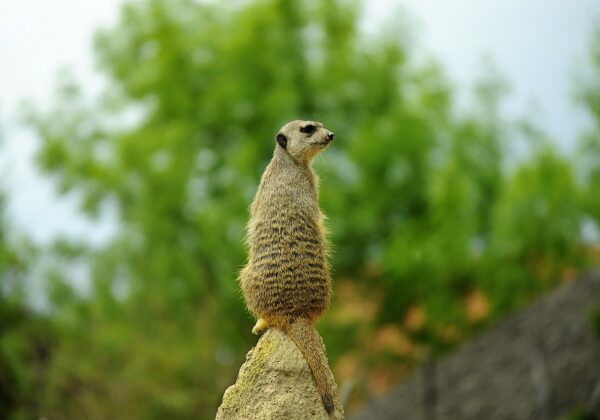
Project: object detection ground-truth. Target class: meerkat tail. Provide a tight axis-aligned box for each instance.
[286,319,335,415]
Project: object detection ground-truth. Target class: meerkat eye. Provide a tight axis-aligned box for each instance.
[300,124,316,134]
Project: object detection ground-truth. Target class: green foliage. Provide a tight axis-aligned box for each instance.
[4,0,600,417]
[0,194,52,420]
[577,27,600,228]
[0,301,53,420]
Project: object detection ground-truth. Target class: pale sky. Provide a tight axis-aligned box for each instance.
[1,0,599,245]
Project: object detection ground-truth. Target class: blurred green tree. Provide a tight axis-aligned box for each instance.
[0,192,53,420]
[13,0,600,417]
[577,27,600,228]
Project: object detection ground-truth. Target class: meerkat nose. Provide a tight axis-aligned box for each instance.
[327,132,335,141]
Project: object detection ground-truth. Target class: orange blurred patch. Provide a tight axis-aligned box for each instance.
[464,289,489,323]
[367,365,409,396]
[334,353,360,383]
[403,304,426,332]
[593,244,600,262]
[330,279,379,325]
[561,266,577,283]
[372,324,415,357]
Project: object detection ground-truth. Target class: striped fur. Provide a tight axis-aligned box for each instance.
[239,120,336,415]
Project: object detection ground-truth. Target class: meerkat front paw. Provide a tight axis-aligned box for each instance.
[252,318,270,335]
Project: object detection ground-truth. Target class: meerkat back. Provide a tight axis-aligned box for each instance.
[240,120,335,328]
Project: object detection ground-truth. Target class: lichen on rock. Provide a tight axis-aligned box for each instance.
[216,328,344,419]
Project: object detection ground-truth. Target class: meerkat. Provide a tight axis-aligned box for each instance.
[239,120,336,414]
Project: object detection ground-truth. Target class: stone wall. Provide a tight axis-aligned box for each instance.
[351,269,600,420]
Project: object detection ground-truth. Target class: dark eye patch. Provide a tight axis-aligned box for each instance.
[300,124,316,135]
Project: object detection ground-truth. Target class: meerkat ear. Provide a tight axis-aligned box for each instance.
[276,133,288,149]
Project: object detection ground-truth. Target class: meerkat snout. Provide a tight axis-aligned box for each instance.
[327,132,334,141]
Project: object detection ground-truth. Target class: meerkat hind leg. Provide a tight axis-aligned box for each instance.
[252,318,270,335]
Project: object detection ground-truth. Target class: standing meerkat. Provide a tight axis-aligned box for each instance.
[239,120,336,414]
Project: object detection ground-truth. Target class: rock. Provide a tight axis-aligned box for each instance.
[216,328,344,419]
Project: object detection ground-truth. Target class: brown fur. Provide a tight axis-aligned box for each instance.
[239,120,336,414]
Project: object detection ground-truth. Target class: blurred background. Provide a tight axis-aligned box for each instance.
[1,0,600,418]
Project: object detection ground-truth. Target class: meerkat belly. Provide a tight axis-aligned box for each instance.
[247,212,330,319]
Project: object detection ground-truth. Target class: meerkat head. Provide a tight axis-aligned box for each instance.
[275,120,334,163]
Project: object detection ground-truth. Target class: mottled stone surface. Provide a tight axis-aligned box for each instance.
[217,328,344,420]
[351,269,600,420]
